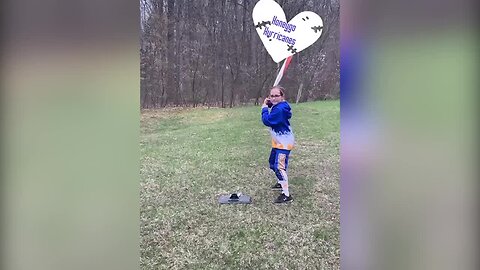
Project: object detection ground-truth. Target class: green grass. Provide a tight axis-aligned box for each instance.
[140,100,340,269]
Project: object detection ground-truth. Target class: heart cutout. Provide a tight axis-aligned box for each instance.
[252,0,323,63]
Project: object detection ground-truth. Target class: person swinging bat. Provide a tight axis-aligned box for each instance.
[261,85,294,203]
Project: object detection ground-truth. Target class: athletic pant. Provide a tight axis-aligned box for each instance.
[268,148,291,195]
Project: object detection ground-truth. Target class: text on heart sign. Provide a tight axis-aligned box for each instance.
[261,16,297,46]
[272,16,296,32]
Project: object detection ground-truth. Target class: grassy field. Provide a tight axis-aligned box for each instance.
[140,100,340,269]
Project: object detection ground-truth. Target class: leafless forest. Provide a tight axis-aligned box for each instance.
[140,0,339,108]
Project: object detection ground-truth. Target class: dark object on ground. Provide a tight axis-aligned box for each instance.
[274,193,293,203]
[271,183,282,190]
[218,193,252,204]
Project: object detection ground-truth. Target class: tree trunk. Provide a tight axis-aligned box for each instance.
[191,56,199,107]
[221,68,225,108]
[166,0,175,104]
[296,83,303,104]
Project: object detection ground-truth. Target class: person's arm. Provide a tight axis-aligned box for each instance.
[261,106,283,126]
[261,97,270,109]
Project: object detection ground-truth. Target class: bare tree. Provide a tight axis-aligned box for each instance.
[140,0,339,108]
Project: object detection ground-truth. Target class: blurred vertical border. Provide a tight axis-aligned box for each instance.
[340,0,478,270]
[2,1,140,270]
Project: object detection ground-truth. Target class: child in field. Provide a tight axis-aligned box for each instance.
[261,86,294,203]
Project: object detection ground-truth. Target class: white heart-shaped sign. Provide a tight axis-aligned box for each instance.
[252,0,323,63]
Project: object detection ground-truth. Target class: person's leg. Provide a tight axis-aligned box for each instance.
[268,148,276,172]
[274,149,291,196]
[269,148,282,189]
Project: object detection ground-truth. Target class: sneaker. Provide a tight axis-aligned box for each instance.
[274,193,293,203]
[271,183,282,190]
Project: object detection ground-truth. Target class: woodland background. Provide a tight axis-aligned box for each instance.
[140,0,340,108]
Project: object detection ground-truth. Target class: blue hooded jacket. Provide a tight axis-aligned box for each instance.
[261,101,295,150]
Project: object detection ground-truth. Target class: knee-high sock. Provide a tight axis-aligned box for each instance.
[279,170,289,196]
[274,170,283,184]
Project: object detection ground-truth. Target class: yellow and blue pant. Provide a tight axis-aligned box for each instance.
[269,148,290,182]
